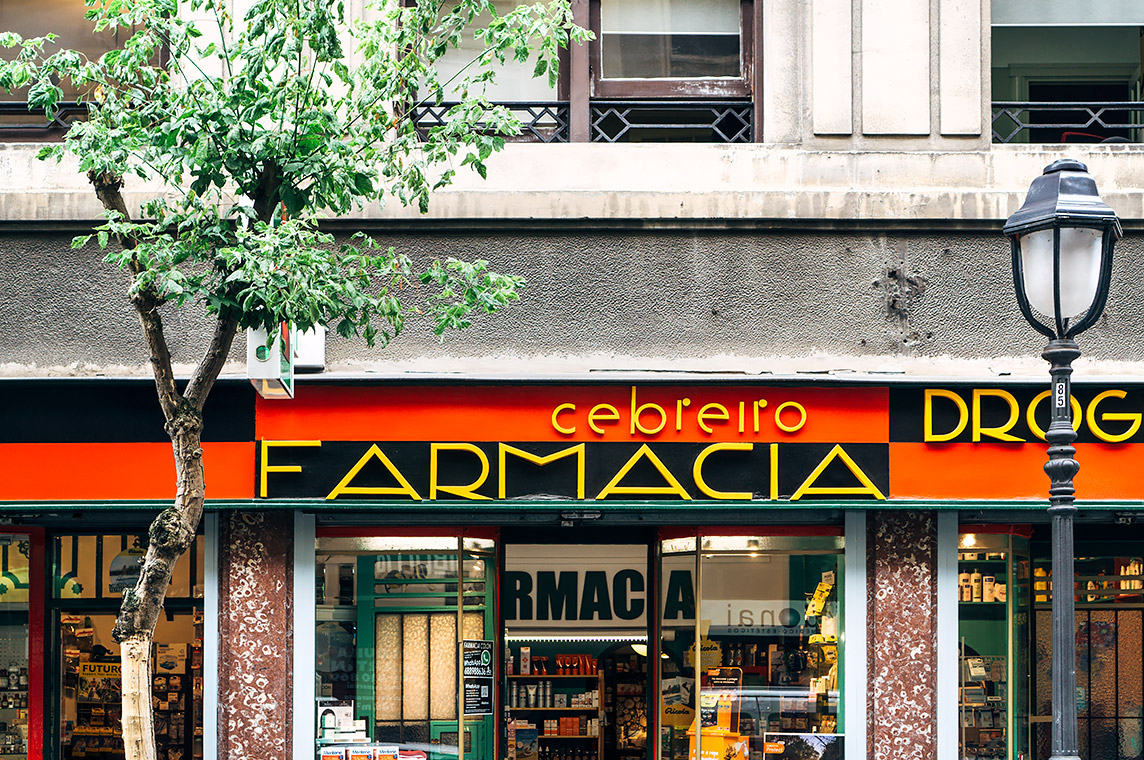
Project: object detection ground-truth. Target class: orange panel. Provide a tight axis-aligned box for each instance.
[1070,442,1144,501]
[0,442,254,501]
[889,442,1048,500]
[889,441,1144,501]
[257,385,889,444]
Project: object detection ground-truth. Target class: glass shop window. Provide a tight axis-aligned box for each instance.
[53,533,204,760]
[315,534,496,760]
[660,532,844,760]
[956,529,1030,760]
[0,534,31,759]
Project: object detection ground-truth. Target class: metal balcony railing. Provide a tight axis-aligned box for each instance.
[4,98,758,145]
[992,101,1144,144]
[0,101,87,135]
[590,101,752,143]
[411,101,570,143]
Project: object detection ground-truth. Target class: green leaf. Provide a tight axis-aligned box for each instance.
[352,172,374,196]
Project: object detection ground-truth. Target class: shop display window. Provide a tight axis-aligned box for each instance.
[956,529,1030,760]
[659,531,844,760]
[0,534,31,759]
[1028,538,1144,760]
[314,534,495,760]
[316,529,844,760]
[502,543,649,760]
[53,533,204,760]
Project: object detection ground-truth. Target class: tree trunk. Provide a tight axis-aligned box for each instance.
[114,406,207,760]
[119,636,155,760]
[88,168,244,760]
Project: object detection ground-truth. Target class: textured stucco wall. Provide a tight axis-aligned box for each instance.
[3,227,1144,374]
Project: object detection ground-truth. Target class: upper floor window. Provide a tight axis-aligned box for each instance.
[991,0,1144,143]
[599,0,740,79]
[591,0,752,98]
[435,0,562,103]
[0,0,123,135]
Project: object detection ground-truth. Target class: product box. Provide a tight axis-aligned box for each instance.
[521,647,531,676]
[347,748,373,760]
[516,727,539,760]
[375,745,400,760]
[319,748,346,760]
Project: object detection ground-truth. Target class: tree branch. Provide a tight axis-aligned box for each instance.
[184,310,239,410]
[88,170,182,422]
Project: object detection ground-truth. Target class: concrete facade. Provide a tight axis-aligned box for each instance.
[1,0,1141,379]
[3,3,1143,760]
[5,224,1144,376]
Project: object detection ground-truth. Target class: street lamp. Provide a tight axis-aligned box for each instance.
[1004,158,1121,760]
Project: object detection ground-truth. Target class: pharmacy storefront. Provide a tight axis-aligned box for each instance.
[5,378,1144,760]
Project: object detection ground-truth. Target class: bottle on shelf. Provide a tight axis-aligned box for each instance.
[1034,567,1048,602]
[970,568,983,602]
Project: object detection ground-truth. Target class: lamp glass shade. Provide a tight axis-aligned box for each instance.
[1019,226,1103,319]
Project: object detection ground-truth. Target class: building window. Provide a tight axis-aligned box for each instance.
[421,0,759,142]
[591,0,751,98]
[598,0,742,80]
[0,0,123,135]
[434,0,563,103]
[588,0,754,141]
[990,20,1144,143]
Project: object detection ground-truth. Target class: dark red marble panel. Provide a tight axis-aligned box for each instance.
[217,511,294,760]
[868,510,938,760]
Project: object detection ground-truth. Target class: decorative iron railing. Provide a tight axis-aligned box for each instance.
[992,101,1144,144]
[3,98,758,144]
[411,101,570,143]
[590,100,752,143]
[0,101,87,134]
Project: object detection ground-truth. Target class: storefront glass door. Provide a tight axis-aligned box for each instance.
[502,543,651,760]
[957,529,1031,760]
[1030,541,1144,760]
[315,535,496,760]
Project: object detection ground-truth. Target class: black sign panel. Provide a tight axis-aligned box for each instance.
[258,441,889,502]
[463,640,494,716]
[890,384,1144,444]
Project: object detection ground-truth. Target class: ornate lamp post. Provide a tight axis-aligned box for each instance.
[1004,158,1121,760]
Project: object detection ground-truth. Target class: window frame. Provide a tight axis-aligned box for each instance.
[588,0,755,98]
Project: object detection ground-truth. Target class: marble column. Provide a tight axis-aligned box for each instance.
[868,510,938,760]
[217,511,294,759]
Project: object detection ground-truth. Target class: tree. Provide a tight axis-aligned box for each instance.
[0,1,586,758]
